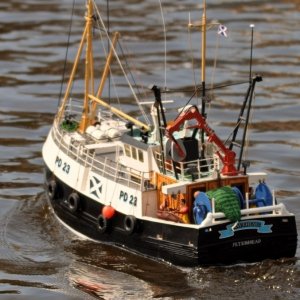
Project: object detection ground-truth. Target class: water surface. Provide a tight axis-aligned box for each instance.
[0,0,299,299]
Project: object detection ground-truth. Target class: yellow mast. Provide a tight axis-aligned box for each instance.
[96,32,120,98]
[56,24,88,122]
[79,0,94,133]
[90,31,120,119]
[57,0,121,132]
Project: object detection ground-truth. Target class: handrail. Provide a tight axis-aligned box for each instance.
[51,121,155,191]
[154,150,218,180]
[201,203,290,227]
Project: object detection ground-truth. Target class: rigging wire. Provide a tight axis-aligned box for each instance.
[106,0,110,33]
[209,32,221,112]
[90,1,120,109]
[158,0,167,95]
[117,40,147,102]
[88,0,148,123]
[173,78,249,122]
[223,118,243,146]
[92,1,150,126]
[57,0,76,109]
[176,88,198,118]
[91,2,122,110]
[161,80,249,94]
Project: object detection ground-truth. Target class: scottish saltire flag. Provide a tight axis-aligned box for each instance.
[90,176,102,199]
[218,24,228,37]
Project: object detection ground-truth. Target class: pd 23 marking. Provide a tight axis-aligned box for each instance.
[55,155,70,174]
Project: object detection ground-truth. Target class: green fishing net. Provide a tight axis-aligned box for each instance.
[206,186,241,222]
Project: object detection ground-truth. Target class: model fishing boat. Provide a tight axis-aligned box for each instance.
[42,0,297,266]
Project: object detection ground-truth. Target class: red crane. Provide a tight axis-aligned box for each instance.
[165,105,238,176]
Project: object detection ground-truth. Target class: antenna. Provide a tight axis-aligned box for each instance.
[158,0,167,93]
[249,24,255,82]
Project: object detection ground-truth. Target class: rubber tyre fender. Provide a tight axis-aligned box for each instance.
[47,180,57,200]
[67,192,80,213]
[97,214,109,233]
[124,215,137,235]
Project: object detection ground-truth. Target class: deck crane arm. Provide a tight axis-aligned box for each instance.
[165,105,238,176]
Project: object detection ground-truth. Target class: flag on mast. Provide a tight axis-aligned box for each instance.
[218,24,228,37]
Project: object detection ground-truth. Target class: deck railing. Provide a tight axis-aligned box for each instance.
[201,202,290,227]
[154,150,219,181]
[51,121,155,191]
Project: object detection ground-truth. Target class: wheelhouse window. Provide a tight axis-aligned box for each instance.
[124,144,131,157]
[132,147,137,160]
[124,144,144,162]
[138,149,144,162]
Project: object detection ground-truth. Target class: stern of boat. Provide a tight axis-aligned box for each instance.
[197,208,297,265]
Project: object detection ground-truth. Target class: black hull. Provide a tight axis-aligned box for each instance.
[45,169,298,267]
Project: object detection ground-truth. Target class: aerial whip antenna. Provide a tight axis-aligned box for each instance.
[249,24,255,82]
[158,0,167,94]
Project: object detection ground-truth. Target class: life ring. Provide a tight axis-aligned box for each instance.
[124,215,137,235]
[67,192,80,213]
[97,214,108,233]
[47,180,57,200]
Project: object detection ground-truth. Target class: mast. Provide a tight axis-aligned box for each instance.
[187,0,208,156]
[79,0,94,133]
[90,31,120,120]
[200,0,207,157]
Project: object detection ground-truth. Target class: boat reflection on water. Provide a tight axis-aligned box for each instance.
[68,261,152,299]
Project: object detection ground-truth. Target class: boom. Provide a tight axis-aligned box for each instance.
[165,106,238,176]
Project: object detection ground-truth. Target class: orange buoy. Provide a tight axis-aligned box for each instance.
[102,205,115,219]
